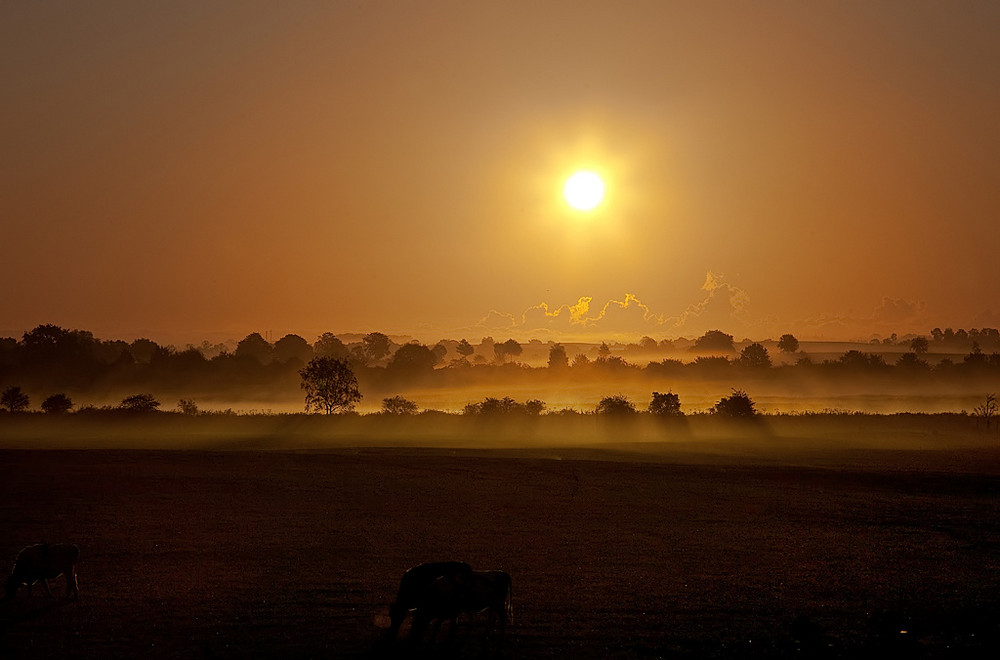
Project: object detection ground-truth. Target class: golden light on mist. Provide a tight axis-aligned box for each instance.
[563,170,605,211]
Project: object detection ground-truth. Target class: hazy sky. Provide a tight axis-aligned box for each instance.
[3,1,999,344]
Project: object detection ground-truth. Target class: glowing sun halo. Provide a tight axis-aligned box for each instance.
[563,171,605,211]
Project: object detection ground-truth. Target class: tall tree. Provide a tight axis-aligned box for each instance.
[777,334,800,353]
[547,343,569,369]
[386,342,438,378]
[1,386,30,413]
[494,338,523,364]
[693,330,735,353]
[455,339,475,361]
[235,332,273,364]
[299,357,362,414]
[273,334,313,364]
[314,333,349,360]
[736,343,772,368]
[362,332,392,364]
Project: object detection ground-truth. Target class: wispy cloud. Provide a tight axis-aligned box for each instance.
[464,273,932,341]
[469,271,755,339]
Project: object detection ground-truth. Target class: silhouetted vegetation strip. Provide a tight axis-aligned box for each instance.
[4,324,1000,412]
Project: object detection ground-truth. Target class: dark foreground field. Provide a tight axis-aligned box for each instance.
[2,447,1000,659]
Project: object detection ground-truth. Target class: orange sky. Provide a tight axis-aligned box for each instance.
[3,1,999,345]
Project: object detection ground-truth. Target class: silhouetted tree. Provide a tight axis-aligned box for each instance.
[595,395,637,416]
[465,396,519,416]
[693,330,735,353]
[548,343,569,369]
[639,336,657,351]
[964,343,988,369]
[1,386,30,413]
[41,393,73,414]
[777,334,800,353]
[712,389,758,418]
[524,399,546,415]
[314,332,350,360]
[381,395,418,415]
[690,356,730,372]
[571,353,591,368]
[20,324,104,383]
[895,353,930,371]
[648,391,682,417]
[119,393,160,413]
[431,343,448,363]
[597,355,632,372]
[462,396,543,416]
[299,357,361,414]
[455,339,475,361]
[974,394,997,430]
[597,342,612,359]
[493,338,522,363]
[910,337,929,355]
[736,343,772,368]
[645,358,684,376]
[235,332,273,364]
[362,332,392,364]
[272,334,313,364]
[386,342,438,378]
[177,399,199,415]
[837,350,887,370]
[129,338,163,364]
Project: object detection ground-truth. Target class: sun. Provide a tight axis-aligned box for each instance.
[563,171,605,211]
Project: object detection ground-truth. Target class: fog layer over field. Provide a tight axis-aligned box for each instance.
[3,413,999,472]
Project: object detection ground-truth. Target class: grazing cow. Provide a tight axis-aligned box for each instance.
[4,543,80,601]
[388,561,475,641]
[388,562,512,649]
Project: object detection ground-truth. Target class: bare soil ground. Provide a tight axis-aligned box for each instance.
[2,446,1000,659]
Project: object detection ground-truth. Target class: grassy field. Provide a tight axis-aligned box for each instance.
[2,419,1000,658]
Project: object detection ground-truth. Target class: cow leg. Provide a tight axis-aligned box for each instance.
[440,615,460,647]
[410,611,431,646]
[428,616,446,645]
[67,570,79,600]
[42,578,54,598]
[387,603,407,641]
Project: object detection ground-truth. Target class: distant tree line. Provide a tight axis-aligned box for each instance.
[4,325,1000,413]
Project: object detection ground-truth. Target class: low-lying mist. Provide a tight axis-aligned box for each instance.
[3,410,998,472]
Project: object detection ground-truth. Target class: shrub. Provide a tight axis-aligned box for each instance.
[41,393,73,414]
[648,391,682,417]
[382,395,419,415]
[595,395,637,416]
[463,396,544,416]
[712,389,758,418]
[119,393,161,413]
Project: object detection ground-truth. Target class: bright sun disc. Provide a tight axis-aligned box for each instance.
[564,171,605,211]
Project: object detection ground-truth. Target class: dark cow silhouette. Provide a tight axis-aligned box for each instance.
[388,561,474,640]
[4,543,80,601]
[388,561,512,649]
